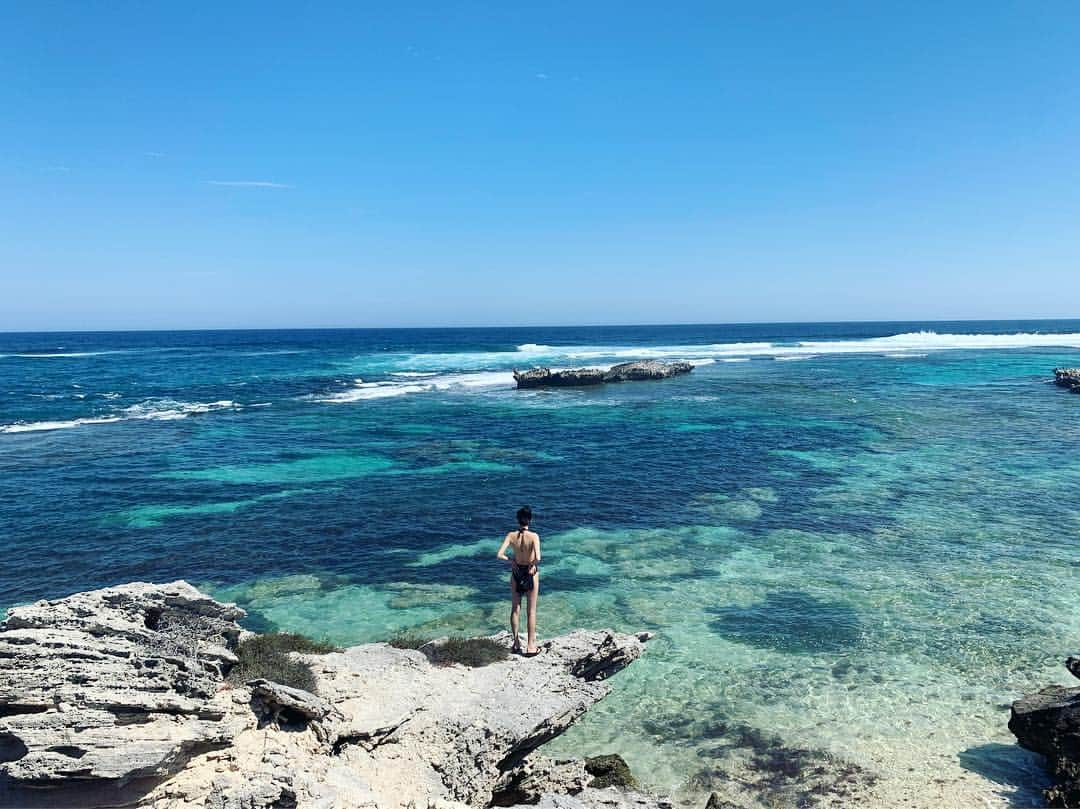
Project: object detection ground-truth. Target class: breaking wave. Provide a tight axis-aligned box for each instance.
[0,399,240,434]
[316,372,516,403]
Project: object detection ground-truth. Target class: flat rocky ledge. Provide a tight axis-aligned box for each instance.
[1053,368,1080,392]
[0,581,657,809]
[513,360,693,389]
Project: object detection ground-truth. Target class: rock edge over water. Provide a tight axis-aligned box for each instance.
[0,581,661,809]
[513,361,693,389]
[1009,656,1080,807]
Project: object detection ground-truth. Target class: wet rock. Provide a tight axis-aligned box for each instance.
[585,755,636,789]
[513,361,693,389]
[704,793,739,809]
[1067,656,1080,681]
[603,361,693,383]
[1053,368,1080,392]
[1009,668,1080,807]
[513,367,606,388]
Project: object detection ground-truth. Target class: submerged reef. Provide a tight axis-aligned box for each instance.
[0,581,662,809]
[513,360,694,389]
[1053,368,1080,392]
[1010,657,1080,807]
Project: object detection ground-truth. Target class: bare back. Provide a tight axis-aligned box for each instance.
[506,529,539,565]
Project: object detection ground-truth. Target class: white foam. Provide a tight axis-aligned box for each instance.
[317,371,516,403]
[567,330,1080,364]
[0,416,124,433]
[0,351,123,359]
[0,399,240,434]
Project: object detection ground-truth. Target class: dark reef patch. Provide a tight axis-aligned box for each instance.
[709,591,861,654]
[689,719,878,808]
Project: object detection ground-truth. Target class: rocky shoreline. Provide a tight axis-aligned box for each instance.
[513,361,693,389]
[1053,368,1080,392]
[1009,657,1080,807]
[0,581,665,809]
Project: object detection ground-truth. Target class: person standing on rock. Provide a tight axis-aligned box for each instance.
[497,505,541,656]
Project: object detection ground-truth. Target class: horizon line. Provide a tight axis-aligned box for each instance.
[2,315,1080,336]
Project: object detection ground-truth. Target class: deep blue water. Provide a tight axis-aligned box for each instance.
[2,320,1078,805]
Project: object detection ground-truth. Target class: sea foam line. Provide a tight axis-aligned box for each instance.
[0,399,240,434]
[316,371,516,403]
[406,331,1080,369]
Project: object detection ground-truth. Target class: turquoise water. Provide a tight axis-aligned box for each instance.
[2,322,1079,806]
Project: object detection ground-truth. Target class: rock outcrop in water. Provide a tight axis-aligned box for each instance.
[1053,368,1080,392]
[0,581,660,809]
[513,361,693,389]
[1009,656,1080,807]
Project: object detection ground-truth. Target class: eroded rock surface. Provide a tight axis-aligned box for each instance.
[0,581,651,809]
[1054,368,1080,392]
[0,581,246,787]
[513,361,693,389]
[1010,660,1080,808]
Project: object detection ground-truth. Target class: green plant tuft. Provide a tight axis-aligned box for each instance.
[387,632,429,650]
[227,632,340,693]
[385,633,510,667]
[429,637,509,667]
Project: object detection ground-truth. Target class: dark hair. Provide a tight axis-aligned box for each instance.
[516,505,532,527]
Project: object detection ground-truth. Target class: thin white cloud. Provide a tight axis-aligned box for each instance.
[44,165,72,172]
[535,72,549,80]
[206,180,292,189]
[144,151,166,158]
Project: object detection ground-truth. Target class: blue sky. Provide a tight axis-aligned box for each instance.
[2,2,1079,330]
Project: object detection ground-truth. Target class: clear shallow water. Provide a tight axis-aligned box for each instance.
[2,321,1079,807]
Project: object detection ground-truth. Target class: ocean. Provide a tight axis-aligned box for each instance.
[2,320,1078,806]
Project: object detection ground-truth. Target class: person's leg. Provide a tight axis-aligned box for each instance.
[510,576,522,649]
[526,575,539,653]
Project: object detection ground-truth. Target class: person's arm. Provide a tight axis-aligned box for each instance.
[531,535,541,572]
[497,534,512,562]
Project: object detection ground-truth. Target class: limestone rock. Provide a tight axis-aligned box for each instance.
[248,678,343,744]
[1009,669,1080,807]
[493,755,590,805]
[0,581,246,786]
[137,626,647,809]
[513,367,607,388]
[1,580,652,809]
[1053,368,1080,392]
[602,361,693,383]
[318,629,647,806]
[513,361,692,389]
[513,787,673,809]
